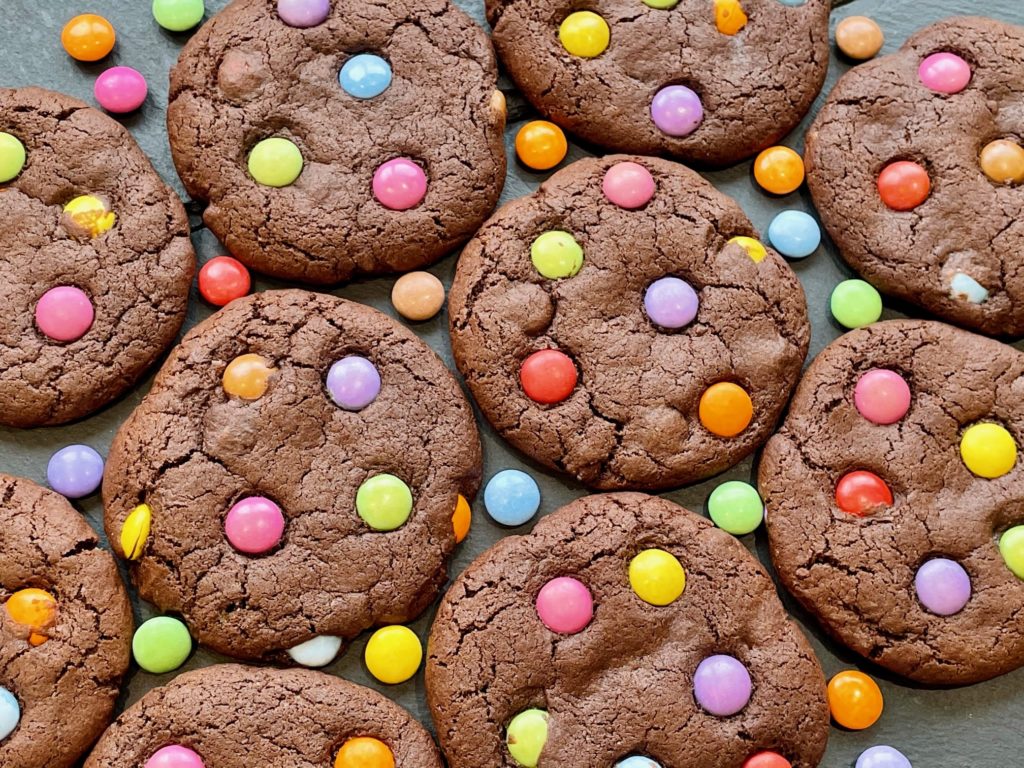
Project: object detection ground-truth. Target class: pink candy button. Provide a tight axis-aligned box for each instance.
[94,66,148,113]
[854,368,911,425]
[372,158,427,210]
[224,496,286,555]
[918,52,971,94]
[535,576,593,634]
[145,745,206,768]
[35,286,94,342]
[602,161,656,209]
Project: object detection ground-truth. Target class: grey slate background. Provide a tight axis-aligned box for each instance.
[2,0,1022,765]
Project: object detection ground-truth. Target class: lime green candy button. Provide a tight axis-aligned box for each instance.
[708,480,764,535]
[132,616,192,674]
[356,474,413,531]
[531,230,583,279]
[629,548,686,606]
[0,132,27,183]
[507,708,549,768]
[831,279,883,329]
[152,0,205,31]
[999,525,1024,579]
[248,137,304,187]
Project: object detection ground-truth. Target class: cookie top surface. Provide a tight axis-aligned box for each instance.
[102,289,482,662]
[167,0,506,285]
[487,0,830,166]
[806,17,1024,336]
[84,664,443,766]
[426,492,829,768]
[0,87,195,428]
[0,473,133,768]
[449,155,809,490]
[760,320,1024,684]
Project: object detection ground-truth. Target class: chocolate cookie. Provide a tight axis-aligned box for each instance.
[806,17,1024,337]
[0,87,195,428]
[85,664,443,766]
[167,0,507,284]
[449,155,809,490]
[0,473,133,768]
[487,0,830,166]
[102,290,481,664]
[760,320,1024,684]
[426,493,830,768]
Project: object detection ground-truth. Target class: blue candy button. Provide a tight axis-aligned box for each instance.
[0,686,20,742]
[339,54,392,99]
[484,469,540,526]
[767,210,821,259]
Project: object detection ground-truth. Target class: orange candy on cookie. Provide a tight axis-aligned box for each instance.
[699,382,753,438]
[5,587,58,646]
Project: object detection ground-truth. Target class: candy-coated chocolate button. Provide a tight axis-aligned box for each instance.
[728,236,767,263]
[616,758,661,768]
[714,0,747,35]
[536,576,593,634]
[224,496,286,554]
[642,0,678,8]
[979,139,1024,185]
[629,548,685,606]
[0,132,26,183]
[949,272,989,304]
[651,85,703,137]
[5,588,57,646]
[708,480,763,535]
[602,161,655,209]
[694,655,752,717]
[744,753,792,768]
[960,422,1016,478]
[856,746,911,768]
[559,11,610,58]
[278,0,330,27]
[364,625,422,684]
[767,210,820,259]
[835,16,884,60]
[47,444,104,499]
[515,121,568,171]
[453,494,472,543]
[854,369,911,425]
[335,737,395,768]
[356,474,413,531]
[198,256,250,306]
[95,66,148,113]
[373,157,427,210]
[145,745,206,768]
[915,558,970,616]
[63,194,116,238]
[61,14,116,61]
[835,471,892,516]
[831,279,882,329]
[340,53,392,99]
[644,277,698,329]
[753,146,804,195]
[222,353,275,400]
[391,271,445,321]
[121,503,152,560]
[699,382,753,438]
[531,230,583,279]
[327,355,381,410]
[827,670,883,730]
[877,160,930,210]
[918,52,971,94]
[152,0,206,31]
[35,286,94,342]
[520,349,577,404]
[999,525,1024,580]
[484,469,540,526]
[0,686,19,742]
[133,616,192,674]
[287,634,343,667]
[506,709,548,768]
[248,138,303,187]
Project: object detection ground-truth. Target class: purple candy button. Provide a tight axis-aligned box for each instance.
[277,0,331,27]
[650,85,703,137]
[915,558,971,616]
[644,277,699,329]
[693,654,752,717]
[326,355,381,411]
[856,746,912,768]
[47,444,104,499]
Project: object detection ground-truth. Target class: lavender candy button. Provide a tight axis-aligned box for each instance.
[277,0,331,27]
[693,654,752,716]
[651,85,703,137]
[915,558,971,616]
[856,746,912,768]
[644,277,699,329]
[326,355,381,411]
[47,444,105,499]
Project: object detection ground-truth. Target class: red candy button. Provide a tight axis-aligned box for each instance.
[835,470,893,516]
[877,161,930,211]
[744,753,792,768]
[199,256,251,306]
[520,349,577,404]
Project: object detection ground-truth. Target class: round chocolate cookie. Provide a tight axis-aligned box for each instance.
[0,473,133,768]
[85,663,443,766]
[806,17,1024,336]
[0,87,195,428]
[487,0,830,166]
[449,155,809,490]
[426,492,829,768]
[167,0,507,284]
[103,290,481,664]
[760,320,1024,684]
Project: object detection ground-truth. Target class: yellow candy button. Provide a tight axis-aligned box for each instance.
[63,194,116,238]
[559,11,610,58]
[222,353,275,400]
[453,494,472,543]
[121,503,152,560]
[728,236,767,263]
[364,625,423,684]
[961,422,1017,478]
[629,548,686,606]
[714,0,747,35]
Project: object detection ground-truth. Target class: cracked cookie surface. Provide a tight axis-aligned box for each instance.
[0,473,133,768]
[102,290,481,662]
[84,664,443,766]
[760,320,1024,684]
[168,0,507,284]
[426,492,829,768]
[449,155,809,490]
[806,17,1024,336]
[0,87,195,428]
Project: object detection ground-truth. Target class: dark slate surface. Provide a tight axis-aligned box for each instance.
[1,1,1022,765]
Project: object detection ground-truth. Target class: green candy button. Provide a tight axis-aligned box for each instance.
[999,525,1024,580]
[133,616,192,674]
[506,708,549,768]
[0,132,26,183]
[356,474,413,531]
[831,279,882,330]
[152,0,206,31]
[642,0,680,8]
[708,480,764,535]
[248,137,304,188]
[531,230,584,279]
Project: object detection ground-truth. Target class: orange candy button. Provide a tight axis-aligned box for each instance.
[453,494,472,543]
[827,670,883,730]
[744,753,792,768]
[222,354,275,400]
[753,146,805,195]
[5,588,58,646]
[335,737,395,768]
[877,161,930,211]
[515,121,568,171]
[699,382,753,438]
[714,0,748,36]
[61,14,116,62]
